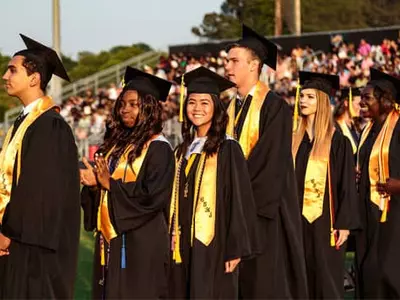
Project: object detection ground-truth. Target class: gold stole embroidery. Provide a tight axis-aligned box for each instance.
[98,137,158,243]
[227,81,269,159]
[337,117,357,154]
[169,151,217,263]
[368,110,399,222]
[0,96,58,223]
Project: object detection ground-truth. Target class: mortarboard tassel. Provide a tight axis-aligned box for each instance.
[121,77,126,88]
[179,75,185,123]
[293,79,300,132]
[395,103,400,113]
[121,233,126,269]
[348,87,355,118]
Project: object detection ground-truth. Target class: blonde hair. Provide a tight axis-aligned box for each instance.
[292,89,334,160]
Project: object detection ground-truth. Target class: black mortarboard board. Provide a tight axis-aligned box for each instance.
[369,68,400,103]
[299,71,340,96]
[230,24,278,70]
[340,87,361,100]
[123,66,172,101]
[177,66,236,95]
[19,34,70,82]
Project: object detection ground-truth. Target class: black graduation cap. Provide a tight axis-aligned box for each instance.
[19,34,70,82]
[231,24,278,70]
[299,71,340,96]
[340,87,361,100]
[369,68,400,103]
[123,66,172,101]
[177,66,236,95]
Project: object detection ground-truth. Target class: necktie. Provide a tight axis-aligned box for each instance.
[11,112,26,140]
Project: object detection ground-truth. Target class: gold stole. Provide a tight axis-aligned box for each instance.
[337,117,357,154]
[293,130,336,245]
[368,110,399,222]
[169,151,217,263]
[98,136,160,243]
[0,96,58,223]
[227,81,269,159]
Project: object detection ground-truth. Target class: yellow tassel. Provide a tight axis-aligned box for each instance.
[395,103,400,113]
[121,77,126,88]
[380,200,388,223]
[330,230,336,247]
[100,238,105,266]
[172,230,182,264]
[293,79,300,132]
[349,87,355,118]
[179,75,185,123]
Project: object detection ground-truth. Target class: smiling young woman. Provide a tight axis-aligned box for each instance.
[80,67,175,299]
[168,66,258,299]
[355,68,400,299]
[292,71,360,299]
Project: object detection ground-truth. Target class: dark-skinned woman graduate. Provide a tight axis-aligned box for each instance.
[355,68,400,299]
[168,66,258,299]
[80,67,175,299]
[292,72,360,299]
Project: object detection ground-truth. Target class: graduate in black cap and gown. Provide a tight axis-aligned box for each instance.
[0,34,80,299]
[80,67,175,299]
[334,87,362,156]
[292,72,360,299]
[168,66,258,299]
[355,68,400,298]
[225,24,308,299]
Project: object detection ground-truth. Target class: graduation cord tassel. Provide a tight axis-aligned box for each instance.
[327,161,338,249]
[172,159,183,263]
[293,79,300,132]
[121,233,126,269]
[179,75,185,123]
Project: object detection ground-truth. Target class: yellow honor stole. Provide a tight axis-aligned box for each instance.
[227,81,269,159]
[293,130,337,246]
[368,110,399,222]
[97,135,165,243]
[169,150,217,264]
[0,96,58,223]
[336,117,357,154]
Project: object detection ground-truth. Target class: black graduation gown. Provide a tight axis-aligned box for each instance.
[0,109,81,299]
[355,117,400,299]
[168,139,258,299]
[237,92,308,299]
[81,141,175,299]
[295,131,360,299]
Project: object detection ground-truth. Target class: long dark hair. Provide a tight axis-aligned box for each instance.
[98,88,163,164]
[176,93,228,159]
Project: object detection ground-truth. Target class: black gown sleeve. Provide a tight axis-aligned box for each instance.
[247,93,293,219]
[332,132,360,230]
[1,112,80,251]
[108,141,175,233]
[81,186,100,231]
[219,140,259,261]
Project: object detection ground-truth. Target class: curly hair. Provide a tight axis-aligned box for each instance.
[176,93,228,159]
[368,80,396,106]
[98,88,163,164]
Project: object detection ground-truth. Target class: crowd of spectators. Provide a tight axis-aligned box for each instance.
[58,34,400,157]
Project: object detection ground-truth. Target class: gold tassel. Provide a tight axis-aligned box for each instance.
[348,87,355,118]
[330,230,336,247]
[121,77,126,88]
[395,103,400,113]
[100,237,105,266]
[179,75,185,123]
[293,79,300,132]
[380,199,388,223]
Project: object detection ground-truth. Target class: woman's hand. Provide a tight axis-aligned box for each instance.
[80,157,97,187]
[94,153,111,191]
[225,258,241,273]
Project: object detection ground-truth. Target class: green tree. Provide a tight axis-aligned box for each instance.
[191,0,275,40]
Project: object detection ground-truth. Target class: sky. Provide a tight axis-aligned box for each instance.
[0,0,222,59]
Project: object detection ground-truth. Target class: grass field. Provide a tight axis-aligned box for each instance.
[74,224,95,299]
